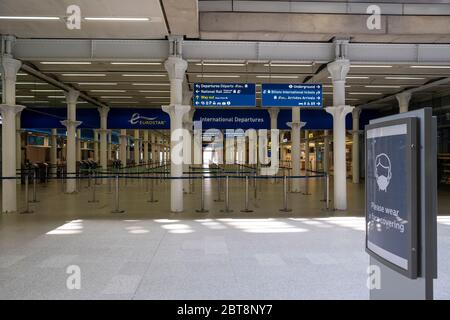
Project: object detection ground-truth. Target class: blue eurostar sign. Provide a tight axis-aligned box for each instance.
[262,83,323,107]
[193,83,256,107]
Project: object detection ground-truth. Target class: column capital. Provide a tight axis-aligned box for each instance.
[65,89,79,105]
[325,105,354,122]
[327,58,350,82]
[164,56,188,81]
[352,107,361,119]
[268,107,280,118]
[0,104,25,115]
[60,120,82,128]
[1,55,22,81]
[97,128,110,134]
[162,104,190,120]
[396,92,412,113]
[97,106,110,118]
[286,121,307,129]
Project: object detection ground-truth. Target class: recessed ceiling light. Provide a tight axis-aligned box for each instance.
[111,62,162,65]
[197,75,240,78]
[84,17,150,21]
[16,95,34,98]
[78,82,117,85]
[122,74,166,77]
[90,90,126,93]
[47,96,66,98]
[264,63,312,67]
[132,83,170,86]
[62,73,105,77]
[138,90,170,93]
[16,82,47,85]
[365,85,401,88]
[323,85,351,88]
[351,65,392,68]
[100,96,133,99]
[40,62,92,65]
[349,92,382,95]
[31,89,63,92]
[256,75,299,79]
[22,100,49,103]
[196,63,246,67]
[346,98,360,101]
[385,76,425,80]
[410,65,450,69]
[0,16,59,20]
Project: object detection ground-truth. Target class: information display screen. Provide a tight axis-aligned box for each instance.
[261,84,322,107]
[193,83,256,107]
[365,118,418,278]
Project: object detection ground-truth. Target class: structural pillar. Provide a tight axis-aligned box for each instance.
[119,130,127,167]
[182,108,194,193]
[50,128,58,176]
[305,130,310,174]
[143,130,149,165]
[93,130,99,162]
[163,54,189,212]
[352,108,361,184]
[15,112,22,184]
[325,58,353,210]
[288,107,306,192]
[98,107,109,181]
[269,108,279,182]
[323,130,330,174]
[61,89,81,193]
[396,92,411,114]
[76,129,82,162]
[134,130,140,165]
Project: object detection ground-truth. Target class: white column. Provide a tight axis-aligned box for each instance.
[107,131,112,160]
[323,130,330,173]
[396,92,411,114]
[269,108,279,181]
[163,55,189,212]
[325,58,353,211]
[134,129,140,165]
[352,108,361,184]
[61,89,81,194]
[247,129,258,165]
[15,112,22,184]
[304,130,310,174]
[98,107,109,181]
[1,54,24,212]
[119,129,127,167]
[93,130,99,162]
[288,107,306,192]
[76,129,82,162]
[182,108,194,193]
[50,128,58,175]
[143,130,149,165]
[126,138,130,164]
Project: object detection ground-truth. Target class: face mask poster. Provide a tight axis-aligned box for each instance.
[365,118,418,279]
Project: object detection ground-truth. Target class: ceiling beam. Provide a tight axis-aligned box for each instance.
[20,63,108,108]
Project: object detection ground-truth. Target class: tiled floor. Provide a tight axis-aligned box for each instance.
[0,176,449,299]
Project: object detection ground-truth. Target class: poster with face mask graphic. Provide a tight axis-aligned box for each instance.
[365,118,418,279]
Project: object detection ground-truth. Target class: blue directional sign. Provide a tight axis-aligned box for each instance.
[193,83,256,107]
[261,83,323,107]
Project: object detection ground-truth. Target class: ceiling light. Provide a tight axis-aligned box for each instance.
[100,96,133,99]
[31,89,63,92]
[351,65,392,68]
[256,75,299,79]
[122,74,166,77]
[196,63,246,67]
[16,95,34,98]
[84,17,150,21]
[346,98,360,101]
[17,82,47,85]
[264,63,312,67]
[17,73,28,76]
[410,65,450,69]
[365,85,401,88]
[90,90,126,93]
[328,76,369,79]
[197,75,240,78]
[349,92,382,95]
[138,90,170,93]
[0,16,59,20]
[110,101,138,104]
[110,62,162,65]
[323,85,351,88]
[40,62,92,65]
[62,73,105,77]
[385,76,425,80]
[47,96,66,98]
[131,83,170,86]
[78,82,117,85]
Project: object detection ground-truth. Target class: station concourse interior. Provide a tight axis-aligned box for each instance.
[0,0,450,300]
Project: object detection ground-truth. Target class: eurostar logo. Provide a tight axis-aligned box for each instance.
[128,113,164,126]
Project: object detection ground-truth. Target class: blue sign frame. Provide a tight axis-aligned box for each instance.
[193,83,256,107]
[262,83,322,107]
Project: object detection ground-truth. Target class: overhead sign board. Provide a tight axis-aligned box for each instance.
[261,83,322,107]
[365,118,418,279]
[193,83,256,107]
